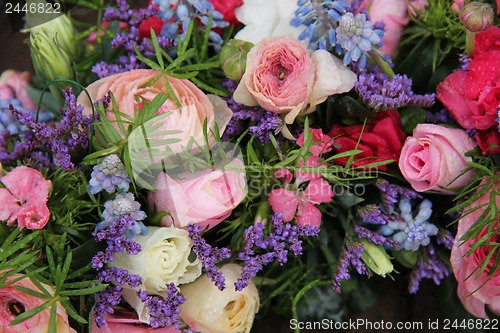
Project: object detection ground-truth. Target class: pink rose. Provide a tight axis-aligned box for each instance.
[0,166,51,230]
[0,70,36,110]
[0,271,75,333]
[234,36,356,124]
[450,180,500,318]
[398,124,476,194]
[91,308,189,332]
[77,69,232,158]
[296,128,333,156]
[148,158,247,230]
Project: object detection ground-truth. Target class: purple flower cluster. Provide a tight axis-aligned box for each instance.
[436,228,454,250]
[88,154,131,194]
[235,213,319,291]
[354,225,397,247]
[357,204,393,224]
[0,130,38,165]
[92,0,172,78]
[333,241,369,293]
[375,178,421,213]
[425,108,458,125]
[93,267,142,327]
[187,224,231,291]
[10,88,93,171]
[409,245,450,294]
[137,284,188,330]
[354,68,435,111]
[91,215,143,270]
[221,80,282,145]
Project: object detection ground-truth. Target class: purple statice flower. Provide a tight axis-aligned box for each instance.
[357,204,391,225]
[93,267,142,327]
[354,68,435,111]
[333,241,369,293]
[379,198,438,252]
[354,225,397,247]
[187,224,231,291]
[88,154,131,194]
[235,213,319,291]
[458,53,471,71]
[336,12,384,68]
[92,214,143,269]
[409,245,450,294]
[10,88,93,171]
[0,130,37,165]
[92,0,172,78]
[93,285,123,327]
[436,228,454,250]
[137,283,187,329]
[375,178,421,213]
[426,108,458,125]
[221,81,282,145]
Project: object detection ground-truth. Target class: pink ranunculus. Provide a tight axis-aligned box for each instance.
[0,271,75,333]
[269,157,333,227]
[234,36,356,124]
[450,180,500,318]
[0,70,36,110]
[296,128,333,156]
[90,308,201,332]
[77,69,233,157]
[398,124,476,194]
[0,166,51,230]
[148,158,247,230]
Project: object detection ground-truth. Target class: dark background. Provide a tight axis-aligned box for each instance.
[0,3,465,333]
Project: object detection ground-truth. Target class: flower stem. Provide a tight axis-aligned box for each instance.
[369,50,394,79]
[465,30,475,55]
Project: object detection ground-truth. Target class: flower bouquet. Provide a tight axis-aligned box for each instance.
[1,0,500,332]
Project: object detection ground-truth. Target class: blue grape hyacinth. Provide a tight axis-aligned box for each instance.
[88,154,131,194]
[380,198,438,251]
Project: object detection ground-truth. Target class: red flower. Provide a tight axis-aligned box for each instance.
[327,110,406,170]
[474,128,500,154]
[436,27,500,155]
[139,15,166,39]
[208,0,243,26]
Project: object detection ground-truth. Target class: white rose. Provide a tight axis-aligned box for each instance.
[179,264,260,333]
[108,226,202,293]
[234,0,303,44]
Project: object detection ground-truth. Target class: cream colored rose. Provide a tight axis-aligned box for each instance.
[179,264,260,333]
[108,226,202,294]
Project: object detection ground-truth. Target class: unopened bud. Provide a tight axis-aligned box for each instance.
[360,238,394,277]
[460,2,494,33]
[220,39,254,81]
[29,32,73,82]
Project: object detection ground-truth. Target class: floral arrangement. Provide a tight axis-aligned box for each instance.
[1,0,500,332]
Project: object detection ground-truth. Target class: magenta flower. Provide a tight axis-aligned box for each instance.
[268,157,333,227]
[0,166,52,230]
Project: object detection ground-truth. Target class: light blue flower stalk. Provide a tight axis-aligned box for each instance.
[97,192,148,239]
[380,198,438,251]
[88,154,131,194]
[154,0,228,45]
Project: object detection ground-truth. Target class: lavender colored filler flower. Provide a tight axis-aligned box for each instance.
[189,213,319,292]
[4,88,93,170]
[92,0,171,78]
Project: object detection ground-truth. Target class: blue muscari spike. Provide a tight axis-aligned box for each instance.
[328,8,341,21]
[157,8,175,21]
[319,38,327,50]
[177,4,189,20]
[328,29,336,45]
[297,0,308,6]
[299,27,311,41]
[212,10,224,20]
[290,16,303,27]
[343,51,352,65]
[209,30,222,44]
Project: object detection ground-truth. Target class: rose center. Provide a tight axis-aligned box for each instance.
[8,301,25,316]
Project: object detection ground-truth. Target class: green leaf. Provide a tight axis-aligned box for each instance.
[400,108,428,134]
